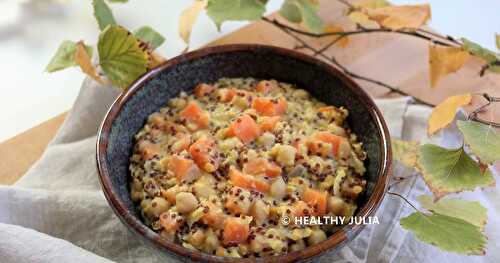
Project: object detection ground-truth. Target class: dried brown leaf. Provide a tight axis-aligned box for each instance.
[74,41,103,84]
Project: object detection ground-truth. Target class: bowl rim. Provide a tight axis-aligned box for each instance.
[96,44,392,262]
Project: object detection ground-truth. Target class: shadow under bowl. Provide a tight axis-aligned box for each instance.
[97,44,392,262]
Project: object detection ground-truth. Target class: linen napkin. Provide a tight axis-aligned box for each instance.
[1,78,498,263]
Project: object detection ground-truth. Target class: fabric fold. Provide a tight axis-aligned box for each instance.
[1,79,496,262]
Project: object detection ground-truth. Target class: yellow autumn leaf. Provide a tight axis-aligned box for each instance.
[179,0,207,45]
[366,4,431,30]
[324,25,350,48]
[392,139,420,171]
[428,94,472,135]
[354,0,390,9]
[347,11,379,28]
[429,45,470,88]
[74,41,103,84]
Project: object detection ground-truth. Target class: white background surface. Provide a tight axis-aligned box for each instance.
[0,0,498,142]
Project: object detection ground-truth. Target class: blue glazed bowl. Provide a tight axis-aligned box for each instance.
[97,44,391,262]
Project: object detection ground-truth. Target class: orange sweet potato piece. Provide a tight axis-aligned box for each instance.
[224,193,250,215]
[180,101,210,130]
[253,178,271,193]
[226,114,261,143]
[258,116,281,132]
[292,200,312,219]
[306,132,346,157]
[242,158,268,175]
[303,188,328,215]
[168,155,200,182]
[201,202,226,229]
[242,158,282,178]
[217,88,237,102]
[252,97,287,116]
[222,217,250,245]
[137,140,160,160]
[229,167,270,193]
[194,83,215,98]
[189,137,219,172]
[171,134,191,153]
[229,167,253,189]
[266,162,282,177]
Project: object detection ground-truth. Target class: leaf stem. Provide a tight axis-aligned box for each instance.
[387,191,423,213]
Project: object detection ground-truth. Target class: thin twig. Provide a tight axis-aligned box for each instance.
[387,191,422,213]
[416,28,462,46]
[268,20,435,107]
[315,35,348,55]
[388,173,418,190]
[261,17,457,47]
[263,4,500,126]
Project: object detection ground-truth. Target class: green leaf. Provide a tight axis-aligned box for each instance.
[418,144,495,199]
[400,212,486,255]
[133,26,165,49]
[107,0,128,2]
[279,0,324,33]
[98,25,149,89]
[457,120,500,164]
[418,195,487,230]
[279,0,302,23]
[392,139,420,171]
[206,0,266,30]
[46,41,93,73]
[93,0,117,31]
[461,38,499,63]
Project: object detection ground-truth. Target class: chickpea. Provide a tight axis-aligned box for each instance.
[168,98,187,109]
[256,132,275,148]
[130,178,144,202]
[328,196,345,216]
[225,188,252,215]
[189,229,206,248]
[307,229,327,245]
[271,144,296,166]
[131,189,144,202]
[176,192,199,213]
[203,229,220,253]
[292,89,310,99]
[337,139,351,160]
[270,177,286,199]
[250,199,269,225]
[250,235,266,253]
[193,181,216,199]
[290,239,306,252]
[147,197,170,218]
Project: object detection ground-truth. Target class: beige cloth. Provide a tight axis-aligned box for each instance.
[1,78,498,263]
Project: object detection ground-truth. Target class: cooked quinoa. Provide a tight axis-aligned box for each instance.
[129,78,367,258]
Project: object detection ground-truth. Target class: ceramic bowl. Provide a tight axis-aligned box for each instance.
[96,44,391,262]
